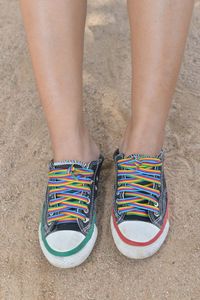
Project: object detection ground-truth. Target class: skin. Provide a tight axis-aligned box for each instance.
[121,0,194,156]
[19,0,194,161]
[19,0,98,162]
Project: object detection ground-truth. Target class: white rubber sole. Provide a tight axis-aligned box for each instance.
[111,216,169,259]
[38,224,98,268]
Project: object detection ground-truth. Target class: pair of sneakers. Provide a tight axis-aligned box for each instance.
[39,148,169,268]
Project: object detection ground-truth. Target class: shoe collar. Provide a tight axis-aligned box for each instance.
[49,153,104,170]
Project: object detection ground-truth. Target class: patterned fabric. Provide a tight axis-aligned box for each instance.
[116,156,162,218]
[47,165,94,224]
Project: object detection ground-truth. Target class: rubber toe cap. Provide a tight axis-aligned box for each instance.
[46,230,85,252]
[118,220,160,243]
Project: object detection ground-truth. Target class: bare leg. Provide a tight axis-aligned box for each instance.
[121,0,194,156]
[19,0,100,162]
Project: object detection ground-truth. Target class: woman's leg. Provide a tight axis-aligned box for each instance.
[121,0,194,156]
[111,1,194,260]
[19,0,99,162]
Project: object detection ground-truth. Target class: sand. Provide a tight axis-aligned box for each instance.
[0,0,200,299]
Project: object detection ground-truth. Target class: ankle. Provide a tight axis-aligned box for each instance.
[52,127,100,163]
[120,121,165,156]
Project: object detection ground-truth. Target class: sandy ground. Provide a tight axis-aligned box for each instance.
[1,0,200,299]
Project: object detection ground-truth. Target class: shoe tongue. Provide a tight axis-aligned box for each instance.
[52,159,90,170]
[114,148,164,162]
[117,149,164,161]
[116,149,163,223]
[127,150,164,159]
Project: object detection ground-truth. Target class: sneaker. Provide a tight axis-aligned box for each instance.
[39,154,104,268]
[111,149,169,259]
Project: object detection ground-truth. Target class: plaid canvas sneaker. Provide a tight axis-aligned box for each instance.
[39,154,104,268]
[111,148,169,259]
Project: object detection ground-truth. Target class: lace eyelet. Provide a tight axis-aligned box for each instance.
[154,212,160,217]
[83,217,89,223]
[95,185,98,191]
[84,208,89,214]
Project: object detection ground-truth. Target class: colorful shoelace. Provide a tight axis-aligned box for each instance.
[47,165,94,224]
[116,156,162,218]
